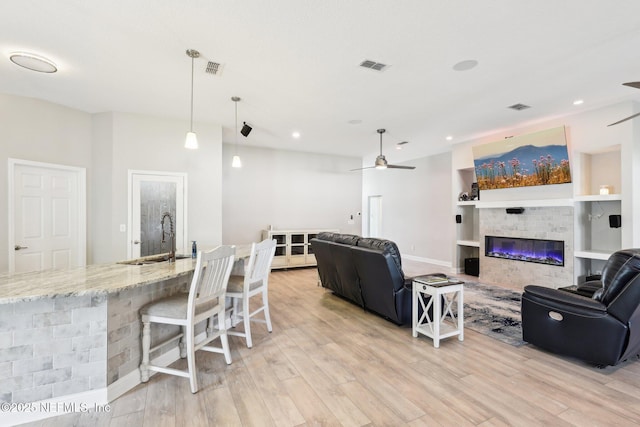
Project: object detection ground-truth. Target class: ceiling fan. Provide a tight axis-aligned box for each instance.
[351,129,416,171]
[608,82,640,126]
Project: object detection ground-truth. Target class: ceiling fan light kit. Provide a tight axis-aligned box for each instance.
[351,129,416,171]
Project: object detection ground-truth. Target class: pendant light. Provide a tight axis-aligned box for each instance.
[231,96,242,168]
[184,49,200,149]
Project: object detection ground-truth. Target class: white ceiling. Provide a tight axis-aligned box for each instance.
[2,1,640,162]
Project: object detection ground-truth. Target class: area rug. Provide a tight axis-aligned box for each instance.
[461,281,527,347]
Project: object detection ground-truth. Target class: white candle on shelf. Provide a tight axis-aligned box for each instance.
[599,185,610,195]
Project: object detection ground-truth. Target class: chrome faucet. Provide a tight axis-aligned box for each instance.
[160,211,176,263]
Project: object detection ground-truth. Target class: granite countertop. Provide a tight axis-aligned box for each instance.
[0,257,197,304]
[0,245,251,304]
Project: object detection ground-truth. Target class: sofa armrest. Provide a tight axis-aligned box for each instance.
[523,285,607,313]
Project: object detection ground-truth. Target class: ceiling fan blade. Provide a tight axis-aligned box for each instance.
[623,82,640,89]
[349,166,375,171]
[387,164,416,170]
[607,111,640,127]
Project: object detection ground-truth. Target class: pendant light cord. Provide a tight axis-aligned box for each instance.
[235,100,239,155]
[190,56,194,132]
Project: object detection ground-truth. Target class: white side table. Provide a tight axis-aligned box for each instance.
[412,277,464,348]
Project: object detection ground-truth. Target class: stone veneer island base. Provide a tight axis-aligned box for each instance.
[0,256,206,425]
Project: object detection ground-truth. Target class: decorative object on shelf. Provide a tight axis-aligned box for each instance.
[231,96,242,168]
[607,82,640,126]
[609,214,622,228]
[458,191,469,201]
[472,126,571,190]
[350,129,416,171]
[599,185,611,195]
[470,182,479,200]
[184,49,200,149]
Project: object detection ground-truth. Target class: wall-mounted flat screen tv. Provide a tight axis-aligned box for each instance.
[472,126,571,191]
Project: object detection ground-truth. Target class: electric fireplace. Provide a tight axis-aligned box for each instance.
[485,235,564,266]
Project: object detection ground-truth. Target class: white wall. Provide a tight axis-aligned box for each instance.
[362,151,453,267]
[0,94,93,272]
[91,112,223,263]
[221,144,362,244]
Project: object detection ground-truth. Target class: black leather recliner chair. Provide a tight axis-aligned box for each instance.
[521,249,640,366]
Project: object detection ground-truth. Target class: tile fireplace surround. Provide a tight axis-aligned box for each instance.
[479,206,574,290]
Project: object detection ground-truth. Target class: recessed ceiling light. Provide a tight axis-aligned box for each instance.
[9,51,57,73]
[452,59,478,71]
[292,131,301,139]
[446,136,453,141]
[573,99,584,106]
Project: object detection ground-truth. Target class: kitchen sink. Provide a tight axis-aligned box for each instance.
[118,254,191,265]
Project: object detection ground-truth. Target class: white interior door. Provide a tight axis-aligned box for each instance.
[9,159,86,273]
[129,171,187,259]
[368,195,383,238]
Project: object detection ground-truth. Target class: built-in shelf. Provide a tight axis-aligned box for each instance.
[456,239,480,248]
[456,200,477,206]
[574,250,613,261]
[475,199,574,209]
[573,194,622,202]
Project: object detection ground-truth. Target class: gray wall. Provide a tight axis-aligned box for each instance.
[361,151,453,266]
[91,112,223,263]
[0,94,93,272]
[0,94,224,271]
[221,144,362,245]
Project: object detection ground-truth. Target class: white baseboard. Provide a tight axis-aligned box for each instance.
[402,254,452,269]
[107,344,182,401]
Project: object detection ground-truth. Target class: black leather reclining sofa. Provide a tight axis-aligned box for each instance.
[310,232,416,325]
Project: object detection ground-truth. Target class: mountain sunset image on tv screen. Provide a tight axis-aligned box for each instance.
[472,126,572,191]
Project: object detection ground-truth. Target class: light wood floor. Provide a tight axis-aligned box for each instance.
[22,264,640,426]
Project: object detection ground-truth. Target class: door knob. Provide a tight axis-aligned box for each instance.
[14,245,29,250]
[133,240,141,244]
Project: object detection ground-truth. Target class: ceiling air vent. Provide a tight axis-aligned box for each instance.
[205,61,223,75]
[360,59,389,72]
[508,103,531,111]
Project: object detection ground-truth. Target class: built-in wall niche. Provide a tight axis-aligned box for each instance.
[456,167,477,200]
[574,199,622,256]
[576,145,621,196]
[575,257,608,284]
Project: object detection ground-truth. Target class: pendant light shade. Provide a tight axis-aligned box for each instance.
[185,132,198,149]
[231,96,242,168]
[232,155,242,168]
[184,49,200,149]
